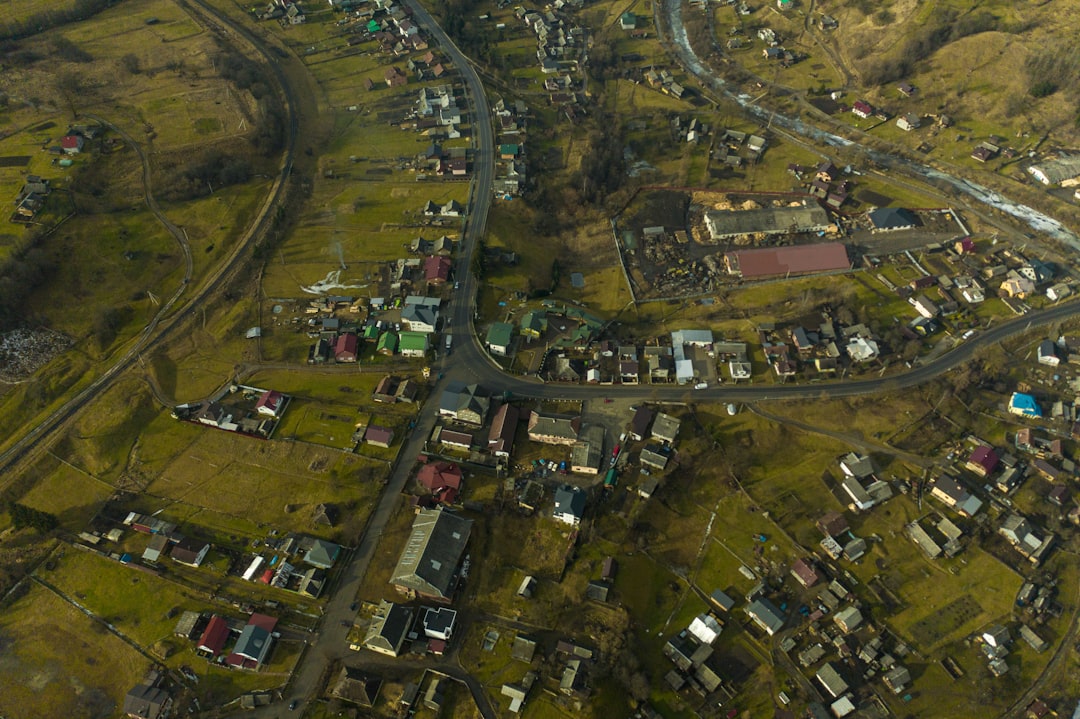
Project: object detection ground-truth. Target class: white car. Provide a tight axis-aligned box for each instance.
[694,382,708,390]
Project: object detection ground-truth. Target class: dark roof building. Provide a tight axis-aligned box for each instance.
[390,507,473,602]
[364,600,415,656]
[226,613,278,669]
[487,403,520,458]
[867,207,919,232]
[330,667,382,707]
[123,672,172,719]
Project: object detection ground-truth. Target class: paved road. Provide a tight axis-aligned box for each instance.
[264,4,500,716]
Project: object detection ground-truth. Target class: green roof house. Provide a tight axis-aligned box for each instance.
[521,311,547,339]
[486,322,515,357]
[398,331,429,357]
[363,324,380,340]
[304,539,341,569]
[367,19,380,32]
[499,144,519,159]
[620,12,637,29]
[376,331,398,355]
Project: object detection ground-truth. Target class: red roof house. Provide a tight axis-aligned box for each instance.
[61,135,85,154]
[790,558,820,588]
[851,101,874,119]
[965,446,999,477]
[364,425,395,448]
[255,390,285,417]
[335,333,359,362]
[417,461,462,492]
[424,256,452,284]
[197,615,230,656]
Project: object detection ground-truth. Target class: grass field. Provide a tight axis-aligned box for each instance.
[0,581,147,719]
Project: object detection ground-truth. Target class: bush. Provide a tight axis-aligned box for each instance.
[1030,81,1058,98]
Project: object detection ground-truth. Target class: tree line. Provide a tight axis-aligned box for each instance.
[0,0,122,41]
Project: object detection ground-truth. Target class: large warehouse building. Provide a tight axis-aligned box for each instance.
[703,201,836,241]
[723,242,850,279]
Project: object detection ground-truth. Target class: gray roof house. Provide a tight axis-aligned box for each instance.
[439,382,490,425]
[390,507,473,601]
[746,597,785,635]
[122,673,172,719]
[364,600,415,656]
[816,662,849,698]
[651,412,681,444]
[304,539,341,569]
[553,485,587,525]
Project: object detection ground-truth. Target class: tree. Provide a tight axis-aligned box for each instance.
[8,502,58,532]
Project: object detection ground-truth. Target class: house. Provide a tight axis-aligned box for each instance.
[486,322,515,356]
[364,600,415,656]
[553,485,586,525]
[898,82,917,97]
[906,521,942,558]
[841,476,875,512]
[971,142,999,162]
[651,412,681,444]
[1047,283,1071,301]
[833,606,863,633]
[790,558,820,588]
[628,406,655,441]
[1009,393,1042,418]
[1001,275,1036,297]
[512,634,538,663]
[931,475,983,517]
[171,537,210,568]
[364,425,394,448]
[335,333,359,362]
[226,613,278,669]
[710,589,735,613]
[398,331,429,357]
[61,135,85,154]
[868,207,918,232]
[851,101,873,119]
[528,411,581,445]
[375,331,398,355]
[385,66,407,87]
[197,615,230,657]
[1019,624,1049,652]
[1037,340,1061,366]
[999,513,1054,564]
[817,511,849,537]
[423,607,457,640]
[570,424,604,474]
[896,113,921,131]
[688,613,723,645]
[304,539,341,569]
[637,476,659,499]
[424,255,452,284]
[911,294,939,319]
[816,663,849,698]
[966,445,999,477]
[746,597,785,635]
[123,673,172,719]
[143,534,169,563]
[439,382,490,425]
[586,580,610,602]
[417,461,463,502]
[639,444,670,471]
[331,667,382,708]
[520,310,547,338]
[619,11,636,29]
[882,665,911,694]
[723,243,849,280]
[390,507,472,602]
[840,453,874,480]
[255,390,286,417]
[402,303,438,334]
[488,403,520,458]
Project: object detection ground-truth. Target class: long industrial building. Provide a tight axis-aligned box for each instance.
[723,242,850,280]
[703,201,836,241]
